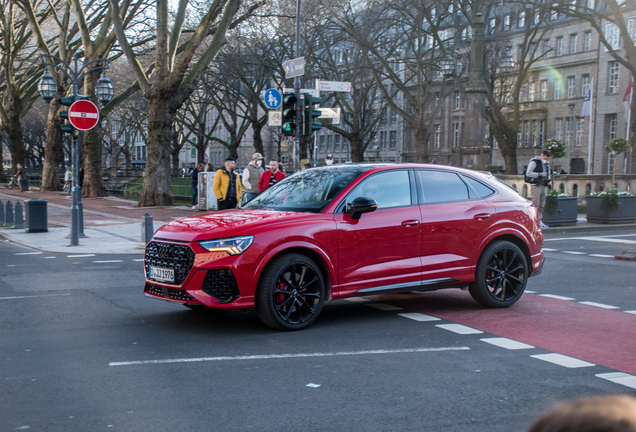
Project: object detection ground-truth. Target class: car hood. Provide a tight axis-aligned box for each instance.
[153,209,318,242]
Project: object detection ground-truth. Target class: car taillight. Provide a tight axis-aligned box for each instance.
[528,205,539,221]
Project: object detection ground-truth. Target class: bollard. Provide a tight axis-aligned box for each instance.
[4,201,14,228]
[141,213,154,245]
[0,200,4,225]
[14,201,24,229]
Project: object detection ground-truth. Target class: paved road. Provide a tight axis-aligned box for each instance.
[0,232,635,431]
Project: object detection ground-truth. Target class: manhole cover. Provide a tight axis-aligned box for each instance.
[615,251,636,261]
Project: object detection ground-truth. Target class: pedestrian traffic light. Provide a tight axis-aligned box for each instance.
[303,94,323,136]
[281,92,297,137]
[59,95,76,134]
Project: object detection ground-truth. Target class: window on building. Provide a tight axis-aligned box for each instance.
[390,109,397,124]
[608,114,618,174]
[541,80,548,100]
[519,11,526,28]
[556,119,563,141]
[528,83,536,102]
[565,118,573,145]
[556,37,563,56]
[454,91,461,109]
[584,32,592,51]
[504,15,510,30]
[554,79,563,99]
[453,122,460,147]
[490,18,496,30]
[379,131,386,149]
[327,135,333,151]
[604,23,620,51]
[389,131,397,148]
[319,135,325,151]
[608,62,620,94]
[540,120,545,146]
[433,125,441,148]
[551,3,559,20]
[567,76,576,98]
[456,57,463,75]
[531,120,537,146]
[582,75,591,97]
[587,0,594,9]
[517,131,522,148]
[570,34,578,53]
[334,135,341,151]
[629,18,636,42]
[493,136,499,149]
[534,10,540,25]
[543,40,551,57]
[576,118,584,146]
[524,121,530,147]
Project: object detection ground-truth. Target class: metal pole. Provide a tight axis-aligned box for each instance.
[294,0,301,173]
[568,103,575,174]
[70,56,80,246]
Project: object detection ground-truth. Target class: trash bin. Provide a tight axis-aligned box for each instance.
[24,199,48,233]
[19,177,28,192]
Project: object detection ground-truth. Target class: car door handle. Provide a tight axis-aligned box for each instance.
[474,213,491,221]
[401,220,420,227]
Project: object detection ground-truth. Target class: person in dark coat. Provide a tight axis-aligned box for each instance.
[191,163,203,209]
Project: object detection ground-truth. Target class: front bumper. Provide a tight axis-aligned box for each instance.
[529,250,545,277]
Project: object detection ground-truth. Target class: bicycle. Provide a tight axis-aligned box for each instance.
[6,176,19,189]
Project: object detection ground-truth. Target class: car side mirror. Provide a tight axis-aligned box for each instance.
[350,197,378,220]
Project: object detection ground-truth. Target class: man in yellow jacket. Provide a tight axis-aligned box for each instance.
[213,157,242,210]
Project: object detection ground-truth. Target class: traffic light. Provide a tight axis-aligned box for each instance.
[281,92,297,136]
[59,95,76,134]
[303,93,323,136]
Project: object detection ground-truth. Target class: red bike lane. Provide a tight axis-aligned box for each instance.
[375,290,636,375]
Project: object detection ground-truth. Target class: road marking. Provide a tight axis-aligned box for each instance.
[67,254,95,258]
[525,290,537,294]
[0,294,70,300]
[306,383,321,388]
[398,312,441,322]
[15,252,42,255]
[546,234,636,242]
[531,353,595,368]
[588,254,615,258]
[625,311,636,315]
[480,337,535,350]
[132,259,144,262]
[576,236,636,244]
[436,324,483,335]
[539,294,575,301]
[367,303,403,311]
[578,301,619,309]
[343,296,369,302]
[542,248,558,252]
[109,346,471,367]
[596,372,636,390]
[561,251,586,255]
[93,260,124,263]
[42,257,56,259]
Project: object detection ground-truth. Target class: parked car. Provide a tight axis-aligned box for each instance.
[144,164,545,330]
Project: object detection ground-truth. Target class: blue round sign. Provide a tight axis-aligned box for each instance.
[264,89,282,110]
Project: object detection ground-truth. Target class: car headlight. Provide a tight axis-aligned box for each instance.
[198,235,254,255]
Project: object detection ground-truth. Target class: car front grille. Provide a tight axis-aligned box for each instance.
[145,241,195,286]
[145,283,198,302]
[201,269,240,303]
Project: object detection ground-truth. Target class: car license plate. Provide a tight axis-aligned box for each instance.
[149,266,174,283]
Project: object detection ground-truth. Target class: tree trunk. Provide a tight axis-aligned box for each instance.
[253,122,264,156]
[500,136,519,175]
[349,136,364,162]
[82,73,107,197]
[0,132,5,183]
[6,111,25,172]
[41,100,65,191]
[413,114,429,163]
[171,130,181,173]
[139,95,174,206]
[110,143,118,178]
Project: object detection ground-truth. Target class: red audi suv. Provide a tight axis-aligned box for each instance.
[144,164,544,330]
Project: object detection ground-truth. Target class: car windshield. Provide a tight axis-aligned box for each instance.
[243,167,367,213]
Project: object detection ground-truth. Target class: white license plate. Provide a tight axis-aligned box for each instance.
[149,266,174,283]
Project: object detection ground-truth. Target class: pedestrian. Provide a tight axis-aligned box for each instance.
[15,164,26,178]
[325,154,334,165]
[302,163,312,170]
[527,395,636,432]
[213,157,242,210]
[78,167,84,189]
[525,150,551,229]
[206,163,214,172]
[259,160,286,192]
[181,167,186,178]
[64,167,72,194]
[191,163,203,210]
[241,152,264,203]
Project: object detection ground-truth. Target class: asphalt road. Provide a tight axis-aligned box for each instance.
[0,232,635,431]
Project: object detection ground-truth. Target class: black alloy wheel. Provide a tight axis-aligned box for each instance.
[469,240,528,308]
[256,253,325,330]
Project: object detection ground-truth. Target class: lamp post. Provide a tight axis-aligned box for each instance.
[37,54,113,246]
[568,102,575,174]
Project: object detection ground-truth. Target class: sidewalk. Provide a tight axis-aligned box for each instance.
[0,186,634,254]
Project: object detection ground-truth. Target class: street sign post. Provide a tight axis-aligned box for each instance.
[284,88,319,97]
[264,89,282,109]
[268,111,282,126]
[317,80,352,92]
[283,57,305,79]
[68,100,99,131]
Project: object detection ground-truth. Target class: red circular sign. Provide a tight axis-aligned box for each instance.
[68,100,100,131]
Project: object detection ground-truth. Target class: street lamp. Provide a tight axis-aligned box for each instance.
[499,50,515,75]
[440,55,456,78]
[37,54,112,246]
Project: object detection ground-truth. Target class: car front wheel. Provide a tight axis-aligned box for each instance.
[469,240,528,308]
[256,253,325,331]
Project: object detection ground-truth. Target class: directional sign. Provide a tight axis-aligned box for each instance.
[68,100,99,131]
[318,80,352,92]
[268,111,282,127]
[318,108,341,124]
[264,89,282,109]
[283,57,305,79]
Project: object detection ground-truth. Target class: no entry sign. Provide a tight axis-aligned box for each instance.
[68,100,100,131]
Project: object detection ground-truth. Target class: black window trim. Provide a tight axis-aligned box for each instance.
[459,173,498,199]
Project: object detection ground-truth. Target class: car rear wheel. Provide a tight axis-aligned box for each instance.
[469,240,528,308]
[256,253,325,331]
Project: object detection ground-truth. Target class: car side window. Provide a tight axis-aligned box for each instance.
[461,175,496,198]
[346,171,411,210]
[416,170,470,204]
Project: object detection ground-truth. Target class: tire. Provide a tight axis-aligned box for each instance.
[469,240,528,308]
[256,253,325,331]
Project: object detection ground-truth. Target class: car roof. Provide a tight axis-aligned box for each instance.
[312,163,494,178]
